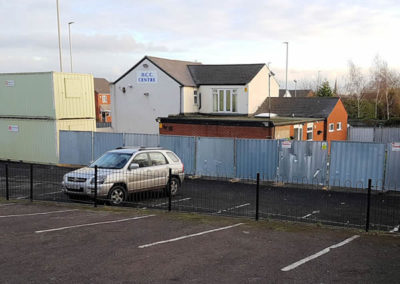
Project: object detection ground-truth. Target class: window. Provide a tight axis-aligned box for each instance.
[166,152,179,163]
[329,123,334,132]
[149,152,168,166]
[307,123,313,141]
[194,90,198,105]
[294,124,303,140]
[212,89,238,113]
[132,153,150,168]
[337,122,342,131]
[101,95,108,103]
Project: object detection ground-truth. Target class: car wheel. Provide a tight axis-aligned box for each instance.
[169,177,180,196]
[108,185,126,206]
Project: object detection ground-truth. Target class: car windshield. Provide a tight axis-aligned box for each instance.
[89,152,132,169]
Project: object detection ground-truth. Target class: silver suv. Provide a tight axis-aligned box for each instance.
[62,147,184,205]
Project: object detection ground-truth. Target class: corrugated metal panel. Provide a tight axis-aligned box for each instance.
[124,133,160,147]
[0,72,55,118]
[385,143,400,191]
[348,127,374,142]
[160,135,196,175]
[93,132,124,160]
[0,118,58,164]
[57,119,96,131]
[374,128,400,143]
[195,137,235,177]
[59,130,92,165]
[278,141,328,185]
[329,141,385,189]
[53,73,95,120]
[236,139,278,180]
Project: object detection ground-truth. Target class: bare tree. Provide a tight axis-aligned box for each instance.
[345,60,366,118]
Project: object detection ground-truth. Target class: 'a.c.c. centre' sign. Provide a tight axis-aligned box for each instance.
[136,71,158,83]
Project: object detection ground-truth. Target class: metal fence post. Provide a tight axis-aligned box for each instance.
[366,179,372,232]
[255,172,260,221]
[30,164,33,202]
[5,163,9,200]
[168,168,172,212]
[94,165,98,208]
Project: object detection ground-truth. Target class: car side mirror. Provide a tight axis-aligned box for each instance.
[129,163,139,170]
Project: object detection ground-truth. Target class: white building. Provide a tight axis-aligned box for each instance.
[111,56,279,134]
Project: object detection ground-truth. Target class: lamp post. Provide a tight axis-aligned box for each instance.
[283,42,289,97]
[56,0,63,72]
[317,70,321,91]
[68,21,74,72]
[294,80,297,97]
[268,71,275,118]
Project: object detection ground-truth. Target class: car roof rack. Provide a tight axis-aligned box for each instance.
[115,146,164,151]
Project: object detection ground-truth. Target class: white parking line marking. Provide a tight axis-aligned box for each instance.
[35,215,155,233]
[281,235,360,272]
[0,209,78,218]
[154,198,191,207]
[216,203,250,214]
[139,223,244,249]
[302,210,320,219]
[390,225,399,233]
[0,203,17,207]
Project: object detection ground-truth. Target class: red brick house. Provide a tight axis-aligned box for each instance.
[159,97,347,142]
[94,78,111,123]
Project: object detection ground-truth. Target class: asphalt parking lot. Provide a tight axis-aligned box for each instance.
[0,201,399,283]
[1,161,400,232]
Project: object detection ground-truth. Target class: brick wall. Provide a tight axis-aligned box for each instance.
[159,123,273,139]
[326,99,348,141]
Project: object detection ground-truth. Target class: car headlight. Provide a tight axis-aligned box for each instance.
[90,175,107,184]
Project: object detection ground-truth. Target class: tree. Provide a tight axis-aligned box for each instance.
[316,80,333,97]
[345,60,366,118]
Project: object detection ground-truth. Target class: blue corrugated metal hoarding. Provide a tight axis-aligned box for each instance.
[59,131,92,165]
[385,142,400,191]
[329,141,386,189]
[195,137,235,177]
[160,135,196,175]
[277,140,328,185]
[236,139,278,180]
[124,133,159,147]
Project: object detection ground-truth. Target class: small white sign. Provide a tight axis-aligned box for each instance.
[282,141,292,149]
[5,80,15,87]
[136,71,157,83]
[392,142,400,152]
[8,125,19,132]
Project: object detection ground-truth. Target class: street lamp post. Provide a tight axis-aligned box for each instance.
[268,71,275,118]
[283,42,289,97]
[68,21,74,72]
[56,0,63,72]
[294,80,297,97]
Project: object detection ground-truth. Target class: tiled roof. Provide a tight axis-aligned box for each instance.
[255,97,340,118]
[188,64,265,85]
[94,78,110,93]
[278,89,314,98]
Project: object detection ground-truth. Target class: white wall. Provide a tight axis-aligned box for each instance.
[111,59,181,134]
[247,65,279,114]
[197,85,247,114]
[182,86,198,113]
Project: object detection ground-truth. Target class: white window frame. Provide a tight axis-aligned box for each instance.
[329,123,334,132]
[212,89,237,113]
[194,90,198,105]
[337,122,342,131]
[306,123,313,141]
[294,124,303,140]
[101,95,108,103]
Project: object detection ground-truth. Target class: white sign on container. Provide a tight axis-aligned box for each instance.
[5,80,15,87]
[392,142,400,152]
[8,125,19,132]
[136,71,157,83]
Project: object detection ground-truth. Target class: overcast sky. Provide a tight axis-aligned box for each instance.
[1,0,399,88]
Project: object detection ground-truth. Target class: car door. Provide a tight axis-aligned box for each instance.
[127,152,152,191]
[148,152,169,188]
